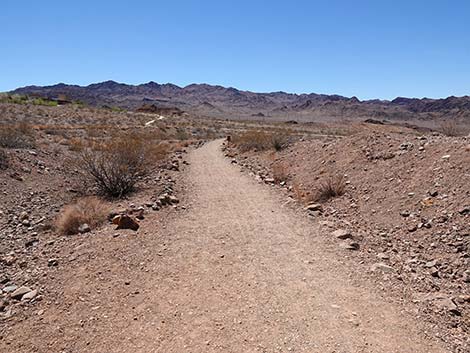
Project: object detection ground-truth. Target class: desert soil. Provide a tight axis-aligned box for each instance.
[1,140,449,352]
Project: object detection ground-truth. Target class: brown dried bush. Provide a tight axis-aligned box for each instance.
[55,197,109,235]
[440,120,465,137]
[0,123,35,148]
[440,120,462,136]
[232,130,289,152]
[272,162,289,183]
[73,133,168,198]
[314,175,346,202]
[0,148,8,170]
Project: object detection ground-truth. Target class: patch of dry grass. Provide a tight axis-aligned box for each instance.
[232,130,289,152]
[55,197,109,235]
[314,175,346,202]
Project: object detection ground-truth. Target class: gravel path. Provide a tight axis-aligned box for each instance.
[121,140,446,352]
[1,140,448,352]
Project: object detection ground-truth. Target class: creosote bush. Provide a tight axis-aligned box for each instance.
[314,175,346,202]
[74,133,168,198]
[56,197,109,235]
[232,130,289,152]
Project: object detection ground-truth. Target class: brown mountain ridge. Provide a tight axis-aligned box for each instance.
[10,80,470,124]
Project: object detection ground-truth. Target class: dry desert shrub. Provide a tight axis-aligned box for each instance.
[440,120,467,137]
[68,137,87,152]
[232,130,289,152]
[292,181,316,204]
[56,197,109,235]
[0,123,35,148]
[272,162,289,183]
[0,148,8,170]
[314,175,346,202]
[73,132,168,198]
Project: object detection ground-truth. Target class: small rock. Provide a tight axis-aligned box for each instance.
[441,155,451,160]
[19,211,29,220]
[0,299,8,312]
[78,223,91,234]
[135,208,145,220]
[3,285,17,293]
[11,286,32,300]
[305,203,322,212]
[425,260,438,268]
[332,229,352,240]
[22,289,38,301]
[115,215,140,231]
[48,258,59,267]
[377,253,390,260]
[371,263,395,273]
[340,241,360,251]
[434,298,461,315]
[428,190,438,197]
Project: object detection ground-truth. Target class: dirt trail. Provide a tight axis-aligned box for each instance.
[2,140,448,352]
[116,140,446,352]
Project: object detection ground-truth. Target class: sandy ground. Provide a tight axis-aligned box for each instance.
[1,140,448,352]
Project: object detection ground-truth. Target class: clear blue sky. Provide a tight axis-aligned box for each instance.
[1,0,469,100]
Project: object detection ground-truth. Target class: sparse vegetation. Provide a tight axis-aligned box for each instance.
[232,130,289,152]
[440,120,464,137]
[0,94,59,106]
[74,133,168,198]
[313,174,346,202]
[0,123,35,148]
[55,197,109,235]
[272,162,289,183]
[0,148,8,169]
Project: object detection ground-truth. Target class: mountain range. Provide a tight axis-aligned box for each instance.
[10,81,470,123]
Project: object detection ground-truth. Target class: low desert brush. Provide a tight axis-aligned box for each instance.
[0,123,35,149]
[55,197,109,235]
[73,132,168,198]
[314,175,346,202]
[0,148,8,170]
[440,120,465,137]
[272,162,289,183]
[232,130,289,152]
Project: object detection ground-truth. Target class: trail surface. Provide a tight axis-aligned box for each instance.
[128,140,444,352]
[1,140,447,352]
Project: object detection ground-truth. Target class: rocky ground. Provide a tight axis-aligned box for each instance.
[226,128,470,352]
[1,101,468,352]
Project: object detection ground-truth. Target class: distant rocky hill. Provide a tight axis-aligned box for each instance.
[10,81,470,123]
